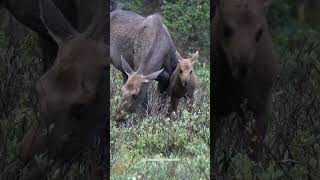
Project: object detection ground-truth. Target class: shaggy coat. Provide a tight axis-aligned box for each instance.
[168,51,198,113]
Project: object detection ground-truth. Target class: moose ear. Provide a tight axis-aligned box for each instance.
[83,0,106,41]
[143,68,164,83]
[191,51,199,63]
[39,0,77,45]
[175,51,183,63]
[121,55,134,75]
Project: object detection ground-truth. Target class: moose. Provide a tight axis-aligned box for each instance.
[168,51,198,114]
[19,0,108,179]
[212,0,279,163]
[1,0,99,73]
[111,9,177,115]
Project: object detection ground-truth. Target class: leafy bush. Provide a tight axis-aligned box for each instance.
[161,0,210,62]
[114,0,210,63]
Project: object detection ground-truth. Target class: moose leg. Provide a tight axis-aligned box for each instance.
[168,96,179,115]
[156,71,170,110]
[248,105,270,162]
[246,89,272,162]
[140,91,150,116]
[157,70,170,94]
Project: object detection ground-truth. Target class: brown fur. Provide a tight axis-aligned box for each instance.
[111,10,177,114]
[212,0,279,162]
[20,0,107,179]
[168,51,198,113]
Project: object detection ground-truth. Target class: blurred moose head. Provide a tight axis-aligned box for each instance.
[215,0,272,79]
[21,0,108,165]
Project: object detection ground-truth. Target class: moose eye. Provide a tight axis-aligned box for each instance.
[223,25,234,38]
[190,70,193,74]
[255,28,263,42]
[180,69,183,74]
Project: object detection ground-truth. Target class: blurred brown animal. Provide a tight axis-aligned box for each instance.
[212,0,279,162]
[20,0,107,179]
[168,51,198,114]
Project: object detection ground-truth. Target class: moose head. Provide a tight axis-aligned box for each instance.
[175,51,198,88]
[119,55,163,113]
[21,0,108,164]
[215,0,272,79]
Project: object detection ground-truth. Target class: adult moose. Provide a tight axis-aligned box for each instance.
[111,9,177,114]
[0,0,98,72]
[20,0,108,179]
[212,0,279,163]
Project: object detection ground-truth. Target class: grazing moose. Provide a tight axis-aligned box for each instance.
[111,9,177,114]
[168,51,198,114]
[20,0,107,179]
[212,0,279,162]
[1,0,98,72]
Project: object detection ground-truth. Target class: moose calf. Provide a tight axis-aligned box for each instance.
[168,51,198,114]
[212,0,279,162]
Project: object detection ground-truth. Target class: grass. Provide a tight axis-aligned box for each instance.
[110,61,210,179]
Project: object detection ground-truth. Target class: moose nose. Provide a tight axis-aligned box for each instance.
[182,81,187,87]
[232,62,248,79]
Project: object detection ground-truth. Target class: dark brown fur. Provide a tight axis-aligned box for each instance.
[168,51,198,114]
[20,0,107,179]
[212,0,279,161]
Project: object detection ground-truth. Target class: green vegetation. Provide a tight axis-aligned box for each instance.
[116,0,210,63]
[110,62,210,179]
